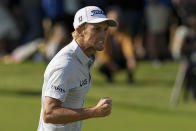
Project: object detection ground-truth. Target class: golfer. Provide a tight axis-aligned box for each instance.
[37,6,118,131]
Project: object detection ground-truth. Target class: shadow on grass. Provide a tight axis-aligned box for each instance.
[0,88,41,97]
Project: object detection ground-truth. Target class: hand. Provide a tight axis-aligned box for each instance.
[126,58,136,71]
[93,97,112,117]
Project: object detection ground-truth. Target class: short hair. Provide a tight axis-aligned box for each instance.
[72,23,86,40]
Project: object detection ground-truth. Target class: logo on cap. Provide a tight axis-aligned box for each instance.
[91,10,104,16]
[78,16,82,22]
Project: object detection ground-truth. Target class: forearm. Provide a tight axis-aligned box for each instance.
[43,107,96,124]
[43,97,112,124]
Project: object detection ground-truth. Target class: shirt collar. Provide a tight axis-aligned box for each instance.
[71,39,95,66]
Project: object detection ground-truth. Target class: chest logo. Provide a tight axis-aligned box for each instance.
[80,79,88,87]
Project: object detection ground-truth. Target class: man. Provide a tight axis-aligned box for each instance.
[37,6,118,131]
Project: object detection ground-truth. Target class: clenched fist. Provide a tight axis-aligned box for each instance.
[92,97,112,117]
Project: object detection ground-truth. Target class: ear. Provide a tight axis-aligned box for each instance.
[76,27,85,37]
[76,27,81,34]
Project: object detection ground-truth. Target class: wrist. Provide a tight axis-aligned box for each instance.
[88,107,98,118]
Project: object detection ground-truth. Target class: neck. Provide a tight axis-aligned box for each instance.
[75,39,95,57]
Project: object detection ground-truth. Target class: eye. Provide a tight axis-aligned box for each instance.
[94,27,101,32]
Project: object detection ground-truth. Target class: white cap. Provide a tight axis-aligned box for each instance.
[73,6,118,29]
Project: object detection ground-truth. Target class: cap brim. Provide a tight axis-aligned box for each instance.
[87,18,118,27]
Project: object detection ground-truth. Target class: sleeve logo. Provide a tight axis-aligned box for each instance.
[51,85,65,93]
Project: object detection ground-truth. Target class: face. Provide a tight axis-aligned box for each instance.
[82,22,108,51]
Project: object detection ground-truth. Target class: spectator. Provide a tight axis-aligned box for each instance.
[63,0,81,32]
[44,23,70,62]
[2,22,70,63]
[96,8,136,83]
[108,0,146,59]
[171,0,196,100]
[0,3,21,56]
[145,0,172,65]
[20,0,44,43]
[42,0,81,43]
[181,15,196,100]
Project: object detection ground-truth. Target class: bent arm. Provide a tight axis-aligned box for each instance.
[43,96,112,124]
[43,96,95,124]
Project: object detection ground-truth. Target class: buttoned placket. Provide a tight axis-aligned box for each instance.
[87,55,95,84]
[87,60,92,83]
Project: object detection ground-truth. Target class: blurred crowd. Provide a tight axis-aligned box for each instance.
[0,0,195,91]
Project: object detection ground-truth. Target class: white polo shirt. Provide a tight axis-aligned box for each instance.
[37,39,95,131]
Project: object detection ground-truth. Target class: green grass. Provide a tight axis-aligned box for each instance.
[0,61,196,131]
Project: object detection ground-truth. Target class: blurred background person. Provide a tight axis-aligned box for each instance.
[3,22,69,63]
[170,0,196,100]
[41,0,81,42]
[1,0,44,63]
[0,1,21,57]
[44,23,70,62]
[108,0,146,60]
[170,0,196,60]
[144,0,172,66]
[181,15,196,100]
[20,0,43,44]
[2,0,75,63]
[96,7,136,84]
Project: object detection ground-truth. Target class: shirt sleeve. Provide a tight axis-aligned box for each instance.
[44,68,70,102]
